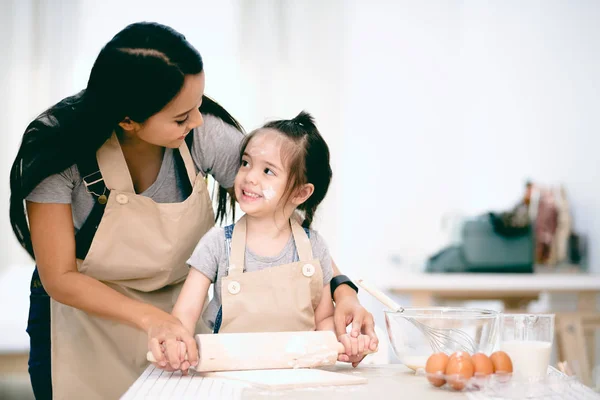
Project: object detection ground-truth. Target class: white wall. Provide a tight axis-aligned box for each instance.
[1,0,84,270]
[337,0,600,281]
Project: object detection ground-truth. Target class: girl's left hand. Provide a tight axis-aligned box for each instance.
[147,313,197,372]
[152,341,193,374]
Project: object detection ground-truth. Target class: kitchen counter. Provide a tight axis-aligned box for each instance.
[121,363,600,399]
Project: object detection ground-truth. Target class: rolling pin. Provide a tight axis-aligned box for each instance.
[146,330,372,372]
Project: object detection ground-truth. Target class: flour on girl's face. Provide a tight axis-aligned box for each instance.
[245,131,289,158]
[262,186,276,201]
[246,146,271,157]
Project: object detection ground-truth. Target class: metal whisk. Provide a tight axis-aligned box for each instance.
[355,279,477,354]
[407,318,477,354]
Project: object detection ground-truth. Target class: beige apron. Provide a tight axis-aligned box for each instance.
[50,133,214,400]
[219,215,324,333]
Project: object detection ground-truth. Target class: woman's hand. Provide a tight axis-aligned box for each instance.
[333,285,379,367]
[146,314,198,373]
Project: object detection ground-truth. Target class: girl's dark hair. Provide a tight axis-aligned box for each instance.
[239,111,332,228]
[10,22,243,258]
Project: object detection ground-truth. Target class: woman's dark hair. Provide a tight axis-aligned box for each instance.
[239,111,332,228]
[10,22,243,258]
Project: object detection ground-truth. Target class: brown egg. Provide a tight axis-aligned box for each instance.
[471,353,494,377]
[445,354,474,390]
[425,353,449,387]
[449,351,472,361]
[490,351,513,373]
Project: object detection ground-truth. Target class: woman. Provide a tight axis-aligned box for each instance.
[10,22,377,400]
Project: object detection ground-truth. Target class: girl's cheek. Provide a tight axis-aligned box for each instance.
[262,186,276,201]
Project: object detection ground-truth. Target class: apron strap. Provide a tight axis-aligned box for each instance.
[76,134,196,260]
[75,149,109,260]
[291,218,313,261]
[228,215,247,275]
[177,137,197,186]
[96,133,136,193]
[228,216,313,276]
[96,132,197,192]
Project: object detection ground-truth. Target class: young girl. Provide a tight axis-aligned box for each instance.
[169,111,374,365]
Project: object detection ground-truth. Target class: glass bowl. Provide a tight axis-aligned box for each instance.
[384,307,500,371]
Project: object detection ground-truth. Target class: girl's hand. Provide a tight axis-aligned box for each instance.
[147,314,198,372]
[152,341,195,375]
[337,333,376,366]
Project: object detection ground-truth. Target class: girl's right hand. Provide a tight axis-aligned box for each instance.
[147,314,198,372]
[337,333,375,364]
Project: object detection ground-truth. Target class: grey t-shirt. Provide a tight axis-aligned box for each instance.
[25,114,243,231]
[187,226,334,331]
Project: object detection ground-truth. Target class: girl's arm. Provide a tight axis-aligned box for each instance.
[171,268,212,334]
[27,202,195,369]
[314,284,335,332]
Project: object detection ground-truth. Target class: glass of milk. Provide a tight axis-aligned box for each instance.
[500,314,555,380]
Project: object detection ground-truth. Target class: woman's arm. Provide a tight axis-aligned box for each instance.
[330,259,379,365]
[27,201,196,369]
[315,283,372,359]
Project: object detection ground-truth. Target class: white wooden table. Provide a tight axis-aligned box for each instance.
[121,364,600,400]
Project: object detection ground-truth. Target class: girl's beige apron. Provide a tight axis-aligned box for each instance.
[50,133,214,399]
[219,215,324,333]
